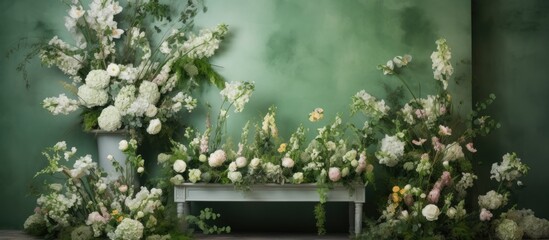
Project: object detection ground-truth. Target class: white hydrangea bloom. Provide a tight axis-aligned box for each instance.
[118,65,140,83]
[478,190,507,210]
[126,98,150,117]
[77,85,108,108]
[376,134,405,167]
[138,81,160,105]
[98,106,122,131]
[113,218,144,240]
[85,69,110,89]
[43,94,79,115]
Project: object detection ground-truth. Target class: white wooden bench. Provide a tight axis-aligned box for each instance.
[174,183,365,236]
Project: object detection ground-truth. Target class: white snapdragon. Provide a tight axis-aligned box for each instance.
[351,90,389,119]
[220,81,255,112]
[376,134,405,167]
[490,153,528,183]
[43,94,79,115]
[430,38,453,90]
[456,172,477,197]
[114,85,136,114]
[70,154,96,178]
[182,24,228,59]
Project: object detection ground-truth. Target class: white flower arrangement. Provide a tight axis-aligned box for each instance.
[34,0,230,137]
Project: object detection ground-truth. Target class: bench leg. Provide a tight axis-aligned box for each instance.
[177,202,189,231]
[354,202,363,236]
[349,202,355,234]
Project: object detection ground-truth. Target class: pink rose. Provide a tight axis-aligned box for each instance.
[480,208,493,221]
[329,167,342,182]
[428,189,440,203]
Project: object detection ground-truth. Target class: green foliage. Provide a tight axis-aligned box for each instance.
[185,208,231,235]
[314,203,326,235]
[81,110,100,132]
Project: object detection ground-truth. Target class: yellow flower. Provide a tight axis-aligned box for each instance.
[278,143,287,153]
[392,192,400,203]
[392,186,400,193]
[308,108,324,122]
[111,210,119,215]
[117,216,124,222]
[399,188,407,195]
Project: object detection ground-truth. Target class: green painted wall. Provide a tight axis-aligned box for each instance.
[473,0,549,218]
[0,0,471,231]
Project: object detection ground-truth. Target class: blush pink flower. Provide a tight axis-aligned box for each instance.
[428,189,441,203]
[440,171,452,187]
[466,143,477,153]
[438,125,452,136]
[328,167,342,182]
[412,138,427,146]
[480,208,493,221]
[432,137,445,152]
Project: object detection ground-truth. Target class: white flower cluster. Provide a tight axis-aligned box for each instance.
[376,134,405,167]
[495,219,524,240]
[188,169,202,183]
[351,90,389,119]
[172,92,197,113]
[220,81,255,113]
[40,36,84,82]
[478,190,507,210]
[37,192,81,227]
[183,24,228,59]
[430,38,453,90]
[411,95,448,127]
[441,142,464,162]
[70,154,97,178]
[43,94,79,115]
[124,187,163,216]
[490,153,529,183]
[377,54,412,75]
[455,172,477,197]
[111,218,144,240]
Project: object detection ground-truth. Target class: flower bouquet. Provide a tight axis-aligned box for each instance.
[356,39,549,239]
[35,0,228,138]
[23,140,170,240]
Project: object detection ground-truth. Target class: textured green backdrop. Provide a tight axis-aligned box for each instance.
[0,0,473,231]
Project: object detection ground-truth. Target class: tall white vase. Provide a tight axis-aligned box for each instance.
[93,130,128,180]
